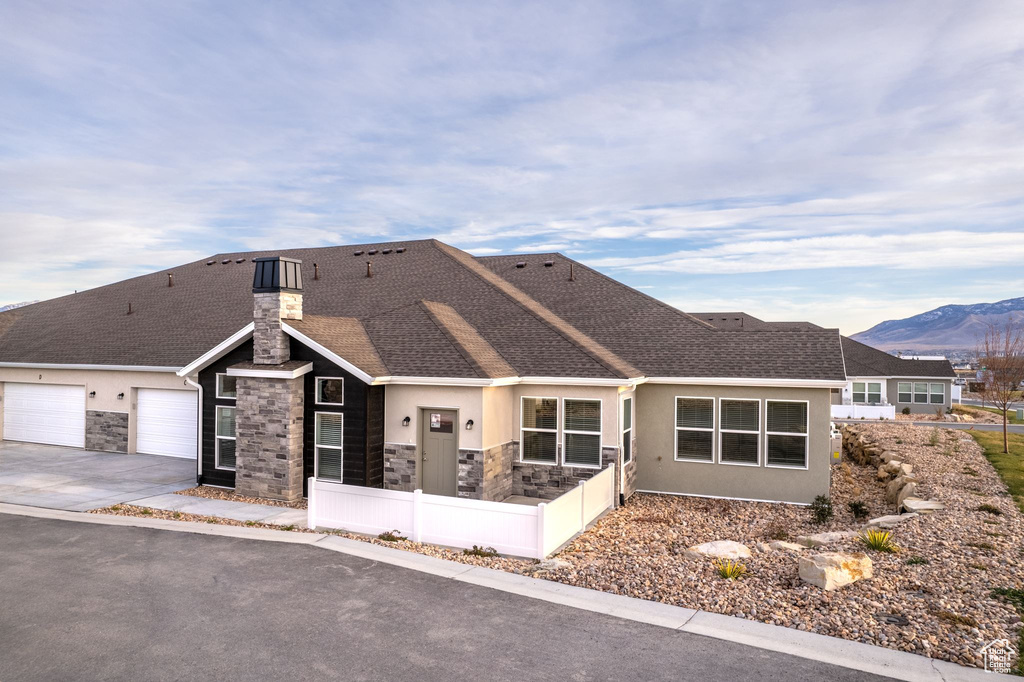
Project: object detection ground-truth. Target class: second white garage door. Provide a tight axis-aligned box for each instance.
[2,382,86,448]
[136,389,198,459]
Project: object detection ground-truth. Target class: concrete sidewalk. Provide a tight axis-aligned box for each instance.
[129,492,308,527]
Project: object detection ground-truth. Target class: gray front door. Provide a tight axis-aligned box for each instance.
[421,409,457,497]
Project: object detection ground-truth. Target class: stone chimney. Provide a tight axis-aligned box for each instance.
[252,257,303,365]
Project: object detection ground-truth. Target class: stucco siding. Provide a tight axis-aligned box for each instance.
[384,384,483,450]
[887,377,952,415]
[633,383,832,505]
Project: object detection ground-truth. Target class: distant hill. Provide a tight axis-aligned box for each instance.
[0,301,36,313]
[852,297,1024,351]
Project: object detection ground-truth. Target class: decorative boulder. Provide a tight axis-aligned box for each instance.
[899,463,914,476]
[897,482,918,508]
[684,540,752,560]
[866,513,918,529]
[795,531,858,548]
[883,460,903,475]
[879,451,899,464]
[769,541,806,552]
[886,475,918,503]
[799,552,873,590]
[901,498,946,514]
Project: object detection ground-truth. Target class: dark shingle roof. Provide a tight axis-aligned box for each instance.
[0,240,847,381]
[840,336,956,378]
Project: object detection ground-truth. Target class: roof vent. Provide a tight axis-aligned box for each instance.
[544,260,553,267]
[314,263,320,280]
[252,256,303,293]
[207,260,214,266]
[368,249,378,255]
[354,250,364,256]
[221,259,230,264]
[396,247,406,253]
[168,273,174,288]
[235,258,245,263]
[515,262,526,268]
[366,261,373,278]
[569,263,576,281]
[382,248,392,254]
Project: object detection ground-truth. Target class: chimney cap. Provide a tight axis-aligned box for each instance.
[252,256,303,294]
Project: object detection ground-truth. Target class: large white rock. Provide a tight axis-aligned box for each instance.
[684,540,752,560]
[795,531,858,548]
[897,482,918,507]
[799,552,873,590]
[866,513,918,529]
[886,475,918,503]
[882,460,903,475]
[901,498,946,514]
[769,540,806,552]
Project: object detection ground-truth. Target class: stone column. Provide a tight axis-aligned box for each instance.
[253,291,302,365]
[234,375,305,502]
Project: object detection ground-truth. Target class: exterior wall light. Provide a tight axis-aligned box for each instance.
[117,393,125,400]
[89,391,96,398]
[465,419,474,430]
[402,416,411,427]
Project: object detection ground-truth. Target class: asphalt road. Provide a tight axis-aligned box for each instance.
[0,514,894,682]
[835,419,1024,434]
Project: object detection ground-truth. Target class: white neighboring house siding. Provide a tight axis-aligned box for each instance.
[0,366,196,454]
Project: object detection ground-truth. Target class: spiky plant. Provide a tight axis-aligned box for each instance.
[859,528,897,553]
[714,558,747,581]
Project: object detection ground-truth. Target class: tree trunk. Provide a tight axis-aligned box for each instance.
[1004,411,1009,454]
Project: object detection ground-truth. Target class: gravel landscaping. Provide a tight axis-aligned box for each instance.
[174,485,307,509]
[91,423,1023,670]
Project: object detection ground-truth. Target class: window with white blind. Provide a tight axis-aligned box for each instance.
[766,400,808,468]
[622,397,633,464]
[898,382,944,404]
[215,406,236,470]
[521,397,557,463]
[315,412,343,481]
[719,399,759,465]
[851,381,881,404]
[563,398,602,467]
[898,382,912,403]
[675,397,714,462]
[929,383,945,404]
[913,382,928,404]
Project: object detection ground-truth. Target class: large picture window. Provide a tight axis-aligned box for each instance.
[315,412,343,481]
[898,381,944,404]
[719,399,759,465]
[622,397,632,464]
[766,401,808,468]
[675,397,714,462]
[563,399,601,467]
[521,397,557,463]
[851,382,881,404]
[215,406,236,470]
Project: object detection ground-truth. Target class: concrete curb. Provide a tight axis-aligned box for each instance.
[0,503,1000,681]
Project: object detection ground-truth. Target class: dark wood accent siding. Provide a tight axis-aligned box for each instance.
[291,340,384,494]
[198,340,253,488]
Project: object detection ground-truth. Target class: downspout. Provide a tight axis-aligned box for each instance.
[184,377,203,482]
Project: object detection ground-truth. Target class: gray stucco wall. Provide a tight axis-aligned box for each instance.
[633,383,832,505]
[887,378,952,415]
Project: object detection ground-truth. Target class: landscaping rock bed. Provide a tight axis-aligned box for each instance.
[174,485,307,509]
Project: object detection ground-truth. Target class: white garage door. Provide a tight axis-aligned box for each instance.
[2,383,86,448]
[136,389,198,459]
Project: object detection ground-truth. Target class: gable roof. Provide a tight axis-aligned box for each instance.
[840,336,956,378]
[0,240,847,382]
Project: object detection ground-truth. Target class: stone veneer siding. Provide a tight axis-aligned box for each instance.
[253,291,302,365]
[457,449,482,498]
[85,410,128,453]
[513,444,620,503]
[383,442,417,492]
[234,375,304,502]
[482,442,515,502]
[622,435,638,501]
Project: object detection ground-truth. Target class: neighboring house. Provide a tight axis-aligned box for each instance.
[837,337,955,416]
[0,240,848,505]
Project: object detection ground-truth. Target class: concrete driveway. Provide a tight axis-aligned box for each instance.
[0,442,195,511]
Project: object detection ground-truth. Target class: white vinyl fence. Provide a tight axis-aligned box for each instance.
[308,466,615,559]
[951,384,962,404]
[831,404,896,420]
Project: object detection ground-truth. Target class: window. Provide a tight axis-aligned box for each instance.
[719,399,759,465]
[913,382,928,404]
[852,381,881,404]
[315,377,344,406]
[766,401,808,468]
[216,374,237,400]
[622,397,633,464]
[521,397,557,463]
[898,382,912,403]
[929,383,945,404]
[315,412,343,481]
[215,406,236,470]
[675,397,714,462]
[563,398,601,467]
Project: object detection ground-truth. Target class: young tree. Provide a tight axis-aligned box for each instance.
[977,317,1024,453]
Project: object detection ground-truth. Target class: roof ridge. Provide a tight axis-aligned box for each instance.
[419,300,517,379]
[433,241,639,379]
[292,313,391,377]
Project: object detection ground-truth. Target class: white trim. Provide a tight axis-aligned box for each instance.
[520,395,558,465]
[214,405,236,471]
[371,375,642,388]
[718,397,760,467]
[621,396,633,465]
[850,380,883,405]
[0,362,181,372]
[314,376,345,406]
[635,489,810,507]
[215,373,237,400]
[561,397,603,469]
[176,323,255,377]
[764,399,810,470]
[184,377,203,478]
[314,411,344,482]
[646,376,846,389]
[281,323,374,384]
[674,395,716,464]
[850,375,955,381]
[227,363,313,379]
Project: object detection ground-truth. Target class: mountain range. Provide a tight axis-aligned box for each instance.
[852,296,1024,351]
[0,301,36,313]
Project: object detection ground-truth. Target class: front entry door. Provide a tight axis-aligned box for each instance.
[420,409,458,497]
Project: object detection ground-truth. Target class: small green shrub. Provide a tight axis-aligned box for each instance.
[378,529,407,542]
[991,588,1024,676]
[928,430,940,447]
[902,407,911,415]
[967,541,995,550]
[173,512,182,519]
[977,503,1003,515]
[810,495,834,524]
[905,556,929,565]
[714,558,747,580]
[859,528,897,553]
[935,611,979,628]
[206,518,216,524]
[139,508,153,516]
[244,520,256,527]
[962,466,979,477]
[463,545,499,557]
[969,563,988,571]
[847,500,869,519]
[111,505,122,511]
[895,438,904,444]
[279,524,296,532]
[764,523,788,541]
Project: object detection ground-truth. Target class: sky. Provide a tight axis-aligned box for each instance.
[1,1,1023,334]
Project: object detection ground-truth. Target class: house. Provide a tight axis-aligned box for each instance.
[837,336,955,417]
[0,240,848,506]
